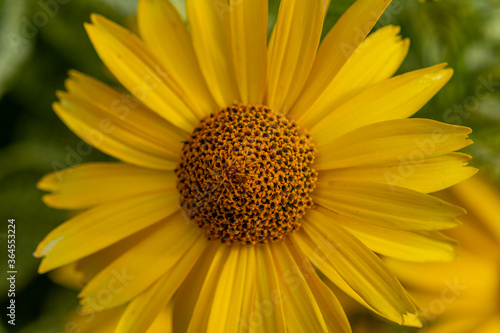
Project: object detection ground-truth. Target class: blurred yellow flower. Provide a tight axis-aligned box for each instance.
[35,0,476,331]
[380,176,500,333]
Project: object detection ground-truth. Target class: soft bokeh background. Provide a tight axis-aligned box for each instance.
[0,0,499,332]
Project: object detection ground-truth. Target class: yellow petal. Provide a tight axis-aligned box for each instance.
[171,244,220,332]
[54,73,186,170]
[266,0,325,113]
[67,307,124,333]
[65,70,186,149]
[230,0,267,105]
[420,316,486,333]
[311,65,453,145]
[38,163,176,209]
[79,212,203,310]
[85,15,198,132]
[137,0,217,118]
[320,260,422,328]
[292,25,409,128]
[447,213,500,260]
[314,206,457,262]
[318,153,477,193]
[385,252,497,300]
[115,238,206,333]
[206,246,241,332]
[293,209,418,325]
[254,244,287,333]
[294,0,391,112]
[452,176,500,243]
[66,302,175,333]
[234,247,256,333]
[315,118,473,169]
[62,223,159,286]
[48,263,85,290]
[34,191,179,273]
[474,315,500,333]
[53,97,176,171]
[270,241,328,332]
[313,180,465,230]
[186,0,239,107]
[207,246,257,333]
[286,241,352,333]
[147,302,174,333]
[187,245,230,332]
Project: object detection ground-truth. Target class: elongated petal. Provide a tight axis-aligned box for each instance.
[319,259,421,327]
[64,70,186,150]
[115,238,206,333]
[318,153,477,193]
[38,163,176,209]
[187,245,230,332]
[292,25,409,127]
[270,241,328,332]
[266,0,325,113]
[54,96,175,171]
[79,212,202,310]
[206,247,241,332]
[293,209,418,325]
[315,118,473,170]
[448,215,500,259]
[85,15,198,132]
[66,302,175,333]
[452,177,500,243]
[230,0,267,105]
[172,245,220,332]
[474,316,500,333]
[286,241,352,333]
[294,0,391,113]
[187,0,239,107]
[52,222,161,288]
[315,206,457,262]
[206,246,257,333]
[233,247,256,333]
[255,245,287,333]
[55,75,186,171]
[34,191,179,273]
[66,303,173,333]
[138,0,217,117]
[313,181,465,231]
[311,65,453,145]
[385,252,496,297]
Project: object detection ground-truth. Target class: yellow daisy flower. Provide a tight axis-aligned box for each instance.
[35,0,477,331]
[380,176,500,333]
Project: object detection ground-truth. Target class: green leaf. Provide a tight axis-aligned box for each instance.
[0,172,69,294]
[18,286,79,333]
[89,0,137,17]
[0,0,34,99]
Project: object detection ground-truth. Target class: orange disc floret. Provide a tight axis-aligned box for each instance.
[176,104,318,245]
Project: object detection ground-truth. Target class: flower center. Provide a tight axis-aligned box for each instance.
[176,104,317,245]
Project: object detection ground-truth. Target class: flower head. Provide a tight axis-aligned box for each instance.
[36,0,476,331]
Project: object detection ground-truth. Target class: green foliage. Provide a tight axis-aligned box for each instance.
[387,0,500,181]
[0,0,34,98]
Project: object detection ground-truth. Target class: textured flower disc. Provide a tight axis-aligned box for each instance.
[176,104,318,245]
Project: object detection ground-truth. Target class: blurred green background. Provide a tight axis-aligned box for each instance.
[0,0,499,332]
